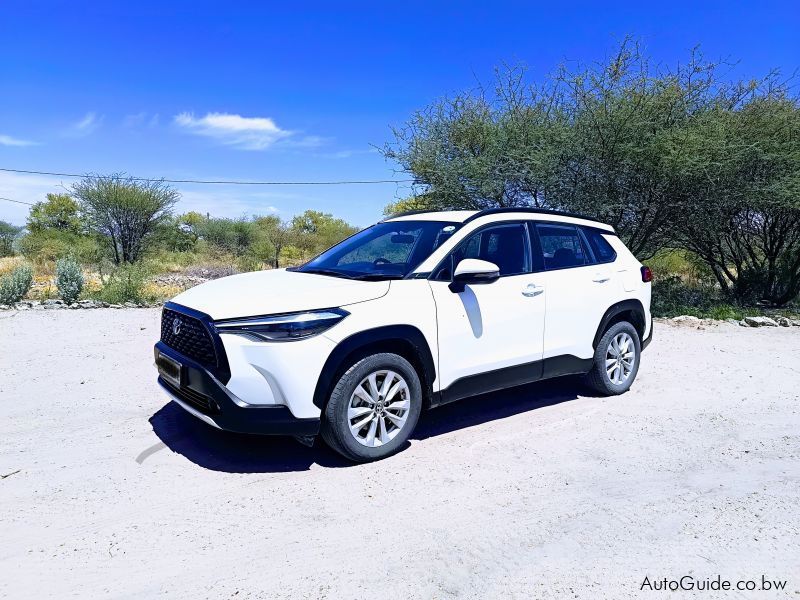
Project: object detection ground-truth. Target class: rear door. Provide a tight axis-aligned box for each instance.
[534,223,618,363]
[428,222,547,397]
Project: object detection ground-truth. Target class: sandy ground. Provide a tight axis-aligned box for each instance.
[0,309,798,599]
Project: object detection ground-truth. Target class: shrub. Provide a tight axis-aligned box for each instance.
[19,229,103,266]
[650,275,727,318]
[99,264,148,304]
[55,256,85,304]
[0,264,33,305]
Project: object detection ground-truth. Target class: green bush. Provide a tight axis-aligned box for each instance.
[19,229,103,266]
[55,256,84,304]
[650,275,734,318]
[0,264,33,305]
[99,264,148,304]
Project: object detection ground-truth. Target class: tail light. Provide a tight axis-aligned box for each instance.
[641,266,653,282]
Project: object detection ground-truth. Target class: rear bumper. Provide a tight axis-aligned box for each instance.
[641,321,653,350]
[155,341,320,436]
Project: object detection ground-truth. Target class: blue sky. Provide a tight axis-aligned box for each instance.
[1,1,798,226]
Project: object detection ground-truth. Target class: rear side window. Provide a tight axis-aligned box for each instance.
[582,228,617,263]
[536,224,588,269]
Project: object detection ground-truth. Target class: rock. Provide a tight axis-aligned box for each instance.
[743,316,778,327]
[109,303,123,309]
[100,301,110,308]
[738,320,749,327]
[14,304,30,311]
[68,303,81,309]
[672,315,701,323]
[776,317,791,327]
[725,318,739,325]
[123,301,138,308]
[792,319,800,327]
[0,304,10,310]
[43,299,64,306]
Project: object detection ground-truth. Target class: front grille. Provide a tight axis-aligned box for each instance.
[163,380,218,414]
[161,308,217,370]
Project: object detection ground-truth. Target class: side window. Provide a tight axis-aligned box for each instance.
[536,224,588,270]
[435,223,531,279]
[582,228,617,263]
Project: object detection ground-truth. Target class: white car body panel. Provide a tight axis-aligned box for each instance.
[428,272,546,390]
[220,332,336,418]
[172,268,390,320]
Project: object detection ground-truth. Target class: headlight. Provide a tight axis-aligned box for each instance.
[214,308,348,342]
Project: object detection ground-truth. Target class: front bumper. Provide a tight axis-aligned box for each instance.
[155,341,320,436]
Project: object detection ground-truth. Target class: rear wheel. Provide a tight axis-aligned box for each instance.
[584,321,641,395]
[321,353,422,462]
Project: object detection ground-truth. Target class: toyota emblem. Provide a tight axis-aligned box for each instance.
[172,318,182,336]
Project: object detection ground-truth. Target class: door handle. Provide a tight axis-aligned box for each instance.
[592,275,610,283]
[522,283,543,297]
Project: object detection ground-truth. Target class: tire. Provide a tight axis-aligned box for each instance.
[583,321,641,395]
[320,352,422,462]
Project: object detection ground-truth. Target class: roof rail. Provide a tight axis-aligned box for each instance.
[463,207,604,224]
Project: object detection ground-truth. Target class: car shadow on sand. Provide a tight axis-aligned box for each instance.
[147,376,587,473]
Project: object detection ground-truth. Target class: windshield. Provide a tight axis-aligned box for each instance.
[297,220,460,279]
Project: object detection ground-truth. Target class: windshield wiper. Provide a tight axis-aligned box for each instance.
[349,273,404,281]
[300,268,357,279]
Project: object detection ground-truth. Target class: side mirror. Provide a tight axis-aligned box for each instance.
[449,259,500,293]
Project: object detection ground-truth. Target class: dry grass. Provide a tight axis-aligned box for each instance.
[0,256,26,277]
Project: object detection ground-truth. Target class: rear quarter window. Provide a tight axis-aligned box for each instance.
[582,228,617,263]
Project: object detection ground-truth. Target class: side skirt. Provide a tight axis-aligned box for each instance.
[431,354,593,408]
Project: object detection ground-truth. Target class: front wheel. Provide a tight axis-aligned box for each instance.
[321,353,422,462]
[583,321,641,395]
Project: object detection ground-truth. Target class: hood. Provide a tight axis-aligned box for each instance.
[171,269,390,320]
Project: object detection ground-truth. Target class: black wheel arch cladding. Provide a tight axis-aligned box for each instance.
[313,325,436,410]
[592,299,646,349]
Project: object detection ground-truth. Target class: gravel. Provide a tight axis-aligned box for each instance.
[1,310,798,598]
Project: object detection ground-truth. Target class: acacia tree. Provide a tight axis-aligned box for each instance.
[674,92,800,305]
[384,40,726,258]
[253,215,293,268]
[0,221,22,256]
[72,174,179,263]
[26,194,84,234]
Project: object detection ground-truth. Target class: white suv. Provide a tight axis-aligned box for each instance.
[155,208,652,462]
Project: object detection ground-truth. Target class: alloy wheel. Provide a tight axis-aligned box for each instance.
[605,331,635,385]
[347,370,411,447]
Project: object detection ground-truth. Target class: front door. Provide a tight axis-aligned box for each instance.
[428,222,546,400]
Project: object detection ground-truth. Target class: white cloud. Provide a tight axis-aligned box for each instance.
[122,112,160,129]
[64,112,103,137]
[176,188,281,218]
[174,112,322,151]
[0,134,38,147]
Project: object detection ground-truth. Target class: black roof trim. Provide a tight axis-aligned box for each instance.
[464,207,605,225]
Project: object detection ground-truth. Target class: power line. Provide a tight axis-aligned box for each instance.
[0,196,35,206]
[0,167,415,186]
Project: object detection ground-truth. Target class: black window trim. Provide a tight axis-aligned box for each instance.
[429,220,534,281]
[426,218,618,280]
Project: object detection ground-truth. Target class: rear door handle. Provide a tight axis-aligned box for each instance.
[592,274,610,283]
[522,283,544,297]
